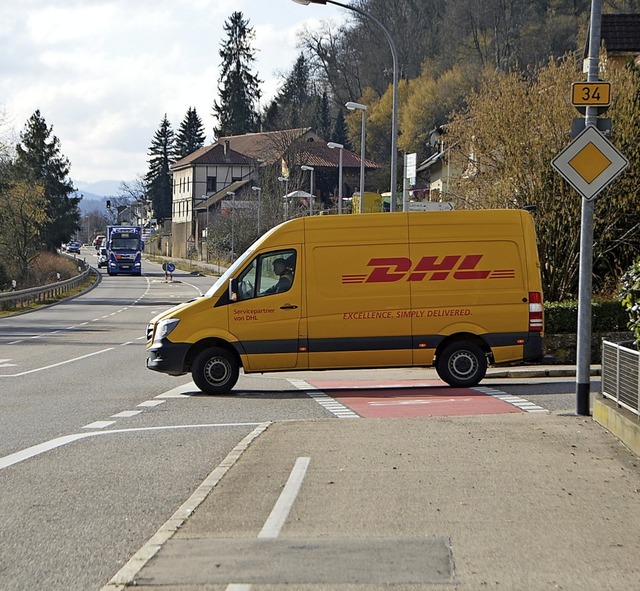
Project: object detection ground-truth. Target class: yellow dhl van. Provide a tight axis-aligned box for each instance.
[146,210,544,394]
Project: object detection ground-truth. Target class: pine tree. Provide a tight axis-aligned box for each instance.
[14,110,79,251]
[175,107,206,159]
[263,53,318,130]
[213,12,262,137]
[145,114,175,222]
[331,109,351,149]
[314,91,332,139]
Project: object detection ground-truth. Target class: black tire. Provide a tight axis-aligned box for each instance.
[436,341,487,387]
[191,347,239,395]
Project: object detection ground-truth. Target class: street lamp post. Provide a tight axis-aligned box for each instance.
[345,101,367,213]
[278,176,289,219]
[195,194,210,262]
[327,142,344,214]
[251,186,262,234]
[301,165,314,216]
[292,0,398,210]
[227,191,235,261]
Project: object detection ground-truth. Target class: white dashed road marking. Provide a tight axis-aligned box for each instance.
[111,411,143,418]
[473,386,549,413]
[82,420,117,430]
[287,379,360,419]
[138,400,165,408]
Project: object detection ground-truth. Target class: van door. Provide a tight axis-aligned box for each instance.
[229,249,303,371]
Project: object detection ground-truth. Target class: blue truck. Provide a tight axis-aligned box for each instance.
[106,225,144,276]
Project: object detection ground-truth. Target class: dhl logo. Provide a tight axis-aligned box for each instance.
[342,255,515,283]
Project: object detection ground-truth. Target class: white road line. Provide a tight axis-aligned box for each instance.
[155,383,195,398]
[0,422,266,472]
[288,379,361,419]
[100,422,271,591]
[258,456,310,539]
[0,348,114,377]
[225,456,311,591]
[111,411,143,418]
[137,400,165,408]
[83,421,117,430]
[0,433,93,470]
[473,386,549,413]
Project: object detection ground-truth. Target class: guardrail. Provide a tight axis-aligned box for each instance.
[0,259,96,312]
[601,340,640,418]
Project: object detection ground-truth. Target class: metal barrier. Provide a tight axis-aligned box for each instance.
[601,340,640,418]
[0,262,96,312]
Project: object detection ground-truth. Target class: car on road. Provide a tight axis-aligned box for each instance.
[66,241,81,254]
[97,247,108,268]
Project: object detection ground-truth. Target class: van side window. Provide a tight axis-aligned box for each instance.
[258,250,296,297]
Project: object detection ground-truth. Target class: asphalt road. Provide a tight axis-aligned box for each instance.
[0,250,602,590]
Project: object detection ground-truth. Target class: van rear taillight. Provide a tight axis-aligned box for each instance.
[529,292,543,332]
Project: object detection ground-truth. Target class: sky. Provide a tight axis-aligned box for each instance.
[0,0,348,194]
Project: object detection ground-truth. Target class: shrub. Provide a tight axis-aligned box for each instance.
[619,258,640,345]
[31,253,79,285]
[544,299,629,334]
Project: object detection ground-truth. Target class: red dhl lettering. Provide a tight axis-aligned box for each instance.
[342,256,512,284]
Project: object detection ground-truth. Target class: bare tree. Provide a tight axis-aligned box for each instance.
[445,56,639,301]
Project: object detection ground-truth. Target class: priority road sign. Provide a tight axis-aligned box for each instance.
[551,125,628,200]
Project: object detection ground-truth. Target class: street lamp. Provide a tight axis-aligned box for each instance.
[292,0,398,211]
[195,194,210,262]
[227,191,235,261]
[301,165,314,216]
[278,176,289,219]
[327,142,344,214]
[345,101,367,213]
[251,186,262,234]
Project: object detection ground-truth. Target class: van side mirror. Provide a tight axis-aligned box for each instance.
[229,278,238,302]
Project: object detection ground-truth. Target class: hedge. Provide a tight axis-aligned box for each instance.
[544,299,629,334]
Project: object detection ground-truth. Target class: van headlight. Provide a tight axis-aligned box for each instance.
[154,318,180,344]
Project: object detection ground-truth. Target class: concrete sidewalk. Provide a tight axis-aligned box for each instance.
[102,368,640,591]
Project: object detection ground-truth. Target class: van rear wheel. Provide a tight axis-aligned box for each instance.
[436,342,487,387]
[192,347,239,395]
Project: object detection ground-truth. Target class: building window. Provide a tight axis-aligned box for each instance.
[207,176,217,192]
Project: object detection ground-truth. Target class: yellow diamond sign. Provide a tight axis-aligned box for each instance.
[567,143,612,183]
[552,126,628,200]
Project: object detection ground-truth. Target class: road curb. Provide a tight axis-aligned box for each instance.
[487,366,601,379]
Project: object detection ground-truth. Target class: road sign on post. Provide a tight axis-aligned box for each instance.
[551,125,628,201]
[571,81,611,106]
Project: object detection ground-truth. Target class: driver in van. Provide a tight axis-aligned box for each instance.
[263,258,293,294]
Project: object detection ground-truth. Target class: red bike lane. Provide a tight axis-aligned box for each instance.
[305,379,522,418]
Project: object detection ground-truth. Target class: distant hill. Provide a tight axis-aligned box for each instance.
[77,192,109,215]
[74,179,124,197]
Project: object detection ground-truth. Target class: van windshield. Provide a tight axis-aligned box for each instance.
[205,247,255,297]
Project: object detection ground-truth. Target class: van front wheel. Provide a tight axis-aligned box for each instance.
[436,342,487,387]
[192,347,239,395]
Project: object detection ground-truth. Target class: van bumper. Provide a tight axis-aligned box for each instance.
[146,341,190,376]
[523,334,544,362]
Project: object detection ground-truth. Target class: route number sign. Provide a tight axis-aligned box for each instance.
[571,82,611,106]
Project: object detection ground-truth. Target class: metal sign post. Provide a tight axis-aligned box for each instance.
[576,0,601,416]
[552,1,628,415]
